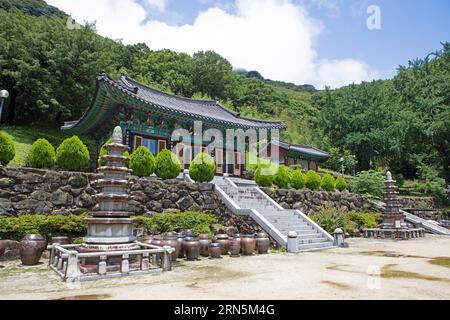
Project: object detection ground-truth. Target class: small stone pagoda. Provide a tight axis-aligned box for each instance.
[379,171,407,229]
[363,171,425,239]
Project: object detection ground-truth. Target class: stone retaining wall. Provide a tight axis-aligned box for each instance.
[0,167,265,239]
[261,187,377,215]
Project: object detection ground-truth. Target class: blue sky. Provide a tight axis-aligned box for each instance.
[46,0,449,88]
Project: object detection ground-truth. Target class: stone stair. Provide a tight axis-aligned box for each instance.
[213,176,335,252]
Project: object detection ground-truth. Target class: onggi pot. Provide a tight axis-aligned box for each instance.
[20,234,46,266]
[198,234,212,257]
[163,235,180,262]
[214,234,230,255]
[177,232,186,258]
[151,236,164,247]
[210,243,221,259]
[51,236,71,246]
[229,239,241,257]
[255,233,270,254]
[184,237,200,261]
[240,234,256,256]
[0,240,7,258]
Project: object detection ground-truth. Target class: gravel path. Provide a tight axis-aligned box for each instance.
[1,235,449,300]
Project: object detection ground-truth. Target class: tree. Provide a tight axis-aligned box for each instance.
[191,50,236,100]
[189,152,216,183]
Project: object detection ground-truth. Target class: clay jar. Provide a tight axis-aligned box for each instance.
[151,236,164,247]
[198,234,212,257]
[233,234,243,253]
[177,232,186,258]
[0,240,6,257]
[163,235,180,262]
[255,233,270,254]
[184,237,200,261]
[51,236,71,246]
[210,243,221,259]
[20,234,46,266]
[142,235,155,244]
[229,239,241,257]
[184,229,194,237]
[241,234,256,256]
[214,234,230,255]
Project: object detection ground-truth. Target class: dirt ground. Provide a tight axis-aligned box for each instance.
[0,235,449,300]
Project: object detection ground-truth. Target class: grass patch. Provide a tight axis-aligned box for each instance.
[427,257,450,269]
[381,264,450,282]
[321,280,352,290]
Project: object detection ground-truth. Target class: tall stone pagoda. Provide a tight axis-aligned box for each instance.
[379,171,407,229]
[81,126,139,253]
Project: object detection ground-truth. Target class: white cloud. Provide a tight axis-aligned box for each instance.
[146,0,168,11]
[45,0,376,89]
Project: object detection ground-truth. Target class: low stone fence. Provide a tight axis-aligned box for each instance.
[261,187,377,215]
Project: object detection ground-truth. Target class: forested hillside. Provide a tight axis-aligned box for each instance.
[0,1,448,184]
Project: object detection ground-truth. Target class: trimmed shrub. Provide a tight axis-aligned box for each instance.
[0,214,89,241]
[155,149,181,180]
[321,173,336,191]
[305,170,321,190]
[310,208,348,234]
[254,163,276,187]
[129,146,155,177]
[134,211,218,236]
[26,138,55,168]
[291,169,306,189]
[335,176,347,191]
[273,165,291,188]
[349,170,384,197]
[56,136,90,171]
[0,131,15,166]
[189,152,216,183]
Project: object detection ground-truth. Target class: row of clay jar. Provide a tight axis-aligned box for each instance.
[0,235,71,266]
[141,231,271,261]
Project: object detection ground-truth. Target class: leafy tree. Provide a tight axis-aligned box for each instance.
[26,138,55,168]
[321,173,335,191]
[335,176,347,192]
[129,146,155,177]
[291,170,306,189]
[349,170,384,197]
[155,149,181,180]
[0,131,15,165]
[305,170,321,190]
[273,165,291,188]
[191,50,236,100]
[56,136,90,171]
[189,152,216,183]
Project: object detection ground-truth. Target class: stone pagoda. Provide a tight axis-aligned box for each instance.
[81,126,139,254]
[363,171,425,239]
[379,171,407,229]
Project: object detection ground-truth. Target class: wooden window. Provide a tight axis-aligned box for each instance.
[216,149,223,174]
[135,136,142,149]
[158,140,167,153]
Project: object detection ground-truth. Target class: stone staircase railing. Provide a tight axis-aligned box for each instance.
[213,175,335,252]
[370,200,450,236]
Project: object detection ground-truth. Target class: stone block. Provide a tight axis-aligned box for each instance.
[51,189,74,206]
[0,178,15,188]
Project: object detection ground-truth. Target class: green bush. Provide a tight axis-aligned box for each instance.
[129,146,155,177]
[305,170,321,190]
[335,176,347,191]
[134,211,218,236]
[189,152,216,183]
[26,138,55,168]
[291,169,306,189]
[0,131,15,166]
[0,214,89,241]
[321,173,336,191]
[254,163,276,187]
[311,208,382,235]
[155,149,181,180]
[56,136,90,171]
[0,211,218,241]
[349,170,384,197]
[310,208,348,234]
[273,165,291,188]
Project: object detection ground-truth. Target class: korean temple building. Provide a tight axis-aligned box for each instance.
[62,73,329,177]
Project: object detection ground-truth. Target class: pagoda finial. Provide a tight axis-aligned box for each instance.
[112,126,123,144]
[386,171,392,181]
